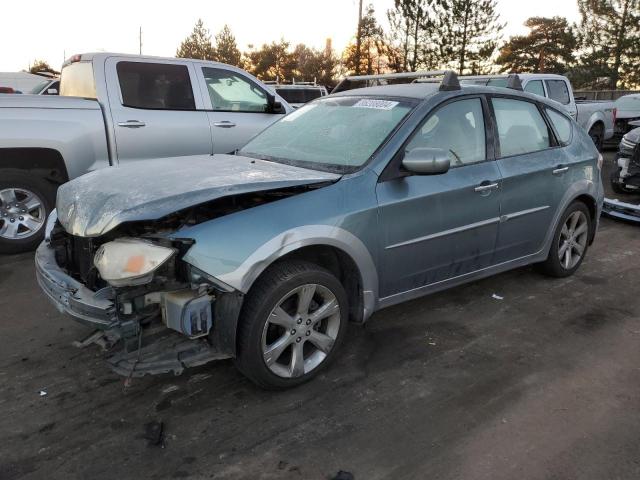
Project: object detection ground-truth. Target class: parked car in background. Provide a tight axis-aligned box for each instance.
[273,83,328,108]
[0,52,291,253]
[36,72,603,388]
[29,78,60,95]
[612,94,640,144]
[610,124,640,194]
[333,72,616,150]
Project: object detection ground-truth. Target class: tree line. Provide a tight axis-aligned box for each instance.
[177,0,640,90]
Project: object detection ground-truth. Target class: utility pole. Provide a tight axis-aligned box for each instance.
[139,26,142,55]
[354,0,363,75]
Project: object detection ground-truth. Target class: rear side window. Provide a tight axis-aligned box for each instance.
[545,80,570,105]
[492,98,550,157]
[116,62,195,110]
[276,87,323,104]
[546,108,573,144]
[406,98,486,166]
[524,80,545,97]
[60,62,96,98]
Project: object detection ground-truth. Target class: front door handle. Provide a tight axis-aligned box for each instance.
[213,121,236,128]
[474,182,499,193]
[552,166,569,175]
[117,120,146,128]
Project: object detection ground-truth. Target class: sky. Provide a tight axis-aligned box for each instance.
[0,0,581,72]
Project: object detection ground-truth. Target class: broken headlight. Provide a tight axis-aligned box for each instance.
[94,238,176,287]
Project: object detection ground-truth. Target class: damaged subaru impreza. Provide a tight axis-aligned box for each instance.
[36,72,604,388]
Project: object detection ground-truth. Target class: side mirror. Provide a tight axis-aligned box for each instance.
[267,93,285,114]
[402,148,451,175]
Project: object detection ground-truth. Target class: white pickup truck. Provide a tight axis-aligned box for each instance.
[0,53,291,253]
[334,72,616,150]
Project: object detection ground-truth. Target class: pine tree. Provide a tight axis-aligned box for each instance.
[343,5,390,75]
[440,0,504,75]
[496,17,577,73]
[576,0,640,89]
[176,19,216,60]
[213,25,242,67]
[246,39,296,81]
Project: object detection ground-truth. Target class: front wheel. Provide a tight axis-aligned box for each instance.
[539,202,591,278]
[235,260,348,389]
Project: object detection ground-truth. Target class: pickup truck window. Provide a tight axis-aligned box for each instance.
[406,98,486,166]
[116,62,195,111]
[524,80,545,97]
[546,108,572,144]
[492,98,550,157]
[202,68,268,113]
[545,80,570,105]
[60,62,96,98]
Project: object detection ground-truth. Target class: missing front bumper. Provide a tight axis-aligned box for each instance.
[603,198,640,223]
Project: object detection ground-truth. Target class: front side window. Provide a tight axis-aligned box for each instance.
[116,62,195,110]
[525,80,545,97]
[240,96,413,172]
[546,108,573,144]
[202,68,268,112]
[545,80,570,105]
[406,98,486,166]
[493,98,551,156]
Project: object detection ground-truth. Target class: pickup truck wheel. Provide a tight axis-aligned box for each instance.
[0,171,55,254]
[539,202,591,278]
[588,124,604,152]
[235,260,348,389]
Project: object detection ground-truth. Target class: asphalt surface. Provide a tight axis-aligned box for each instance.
[1,153,639,480]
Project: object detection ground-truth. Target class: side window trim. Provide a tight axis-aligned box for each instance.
[379,94,495,182]
[488,94,559,159]
[199,66,270,114]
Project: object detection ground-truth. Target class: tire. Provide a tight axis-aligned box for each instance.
[0,170,56,254]
[539,201,592,278]
[588,123,604,152]
[235,260,349,389]
[610,167,634,194]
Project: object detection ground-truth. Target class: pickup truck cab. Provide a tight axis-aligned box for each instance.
[0,53,291,253]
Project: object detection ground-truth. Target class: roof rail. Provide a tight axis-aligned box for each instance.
[506,74,523,91]
[333,70,461,93]
[439,71,461,91]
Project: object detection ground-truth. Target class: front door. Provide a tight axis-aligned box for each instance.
[105,58,212,163]
[377,97,502,298]
[197,66,287,154]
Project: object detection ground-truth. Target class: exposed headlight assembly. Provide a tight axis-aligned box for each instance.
[94,238,176,287]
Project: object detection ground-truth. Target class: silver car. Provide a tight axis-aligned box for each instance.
[36,73,604,388]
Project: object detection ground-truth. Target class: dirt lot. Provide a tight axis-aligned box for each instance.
[1,153,639,480]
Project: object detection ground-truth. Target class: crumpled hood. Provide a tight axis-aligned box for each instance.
[57,154,340,237]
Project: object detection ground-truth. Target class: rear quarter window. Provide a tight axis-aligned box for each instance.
[546,108,573,145]
[60,62,96,98]
[545,80,570,105]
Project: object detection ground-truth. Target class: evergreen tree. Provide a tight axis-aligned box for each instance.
[29,60,59,75]
[343,5,390,75]
[440,0,504,75]
[576,0,640,89]
[176,19,216,60]
[213,25,242,67]
[496,17,577,73]
[246,39,296,81]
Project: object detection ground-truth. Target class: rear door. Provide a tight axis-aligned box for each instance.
[196,66,287,153]
[105,57,212,163]
[490,96,567,262]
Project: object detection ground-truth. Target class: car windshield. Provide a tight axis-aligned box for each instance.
[616,96,640,111]
[240,96,414,173]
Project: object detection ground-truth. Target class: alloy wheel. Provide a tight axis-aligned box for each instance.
[558,210,588,270]
[0,188,46,240]
[261,283,341,379]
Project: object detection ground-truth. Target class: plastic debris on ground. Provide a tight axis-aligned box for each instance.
[492,294,504,300]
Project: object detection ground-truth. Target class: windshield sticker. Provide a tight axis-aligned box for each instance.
[353,99,399,110]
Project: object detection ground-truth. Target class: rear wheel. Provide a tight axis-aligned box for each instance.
[539,202,591,278]
[0,171,55,254]
[235,260,348,389]
[588,123,604,152]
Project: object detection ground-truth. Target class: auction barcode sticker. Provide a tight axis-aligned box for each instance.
[353,99,399,110]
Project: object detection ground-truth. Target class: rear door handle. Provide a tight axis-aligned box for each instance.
[474,182,499,193]
[213,121,236,128]
[117,120,146,128]
[552,166,569,175]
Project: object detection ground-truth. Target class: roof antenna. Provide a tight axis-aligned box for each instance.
[439,71,461,91]
[506,74,524,91]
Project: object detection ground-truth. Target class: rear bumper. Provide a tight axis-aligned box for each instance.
[35,241,117,329]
